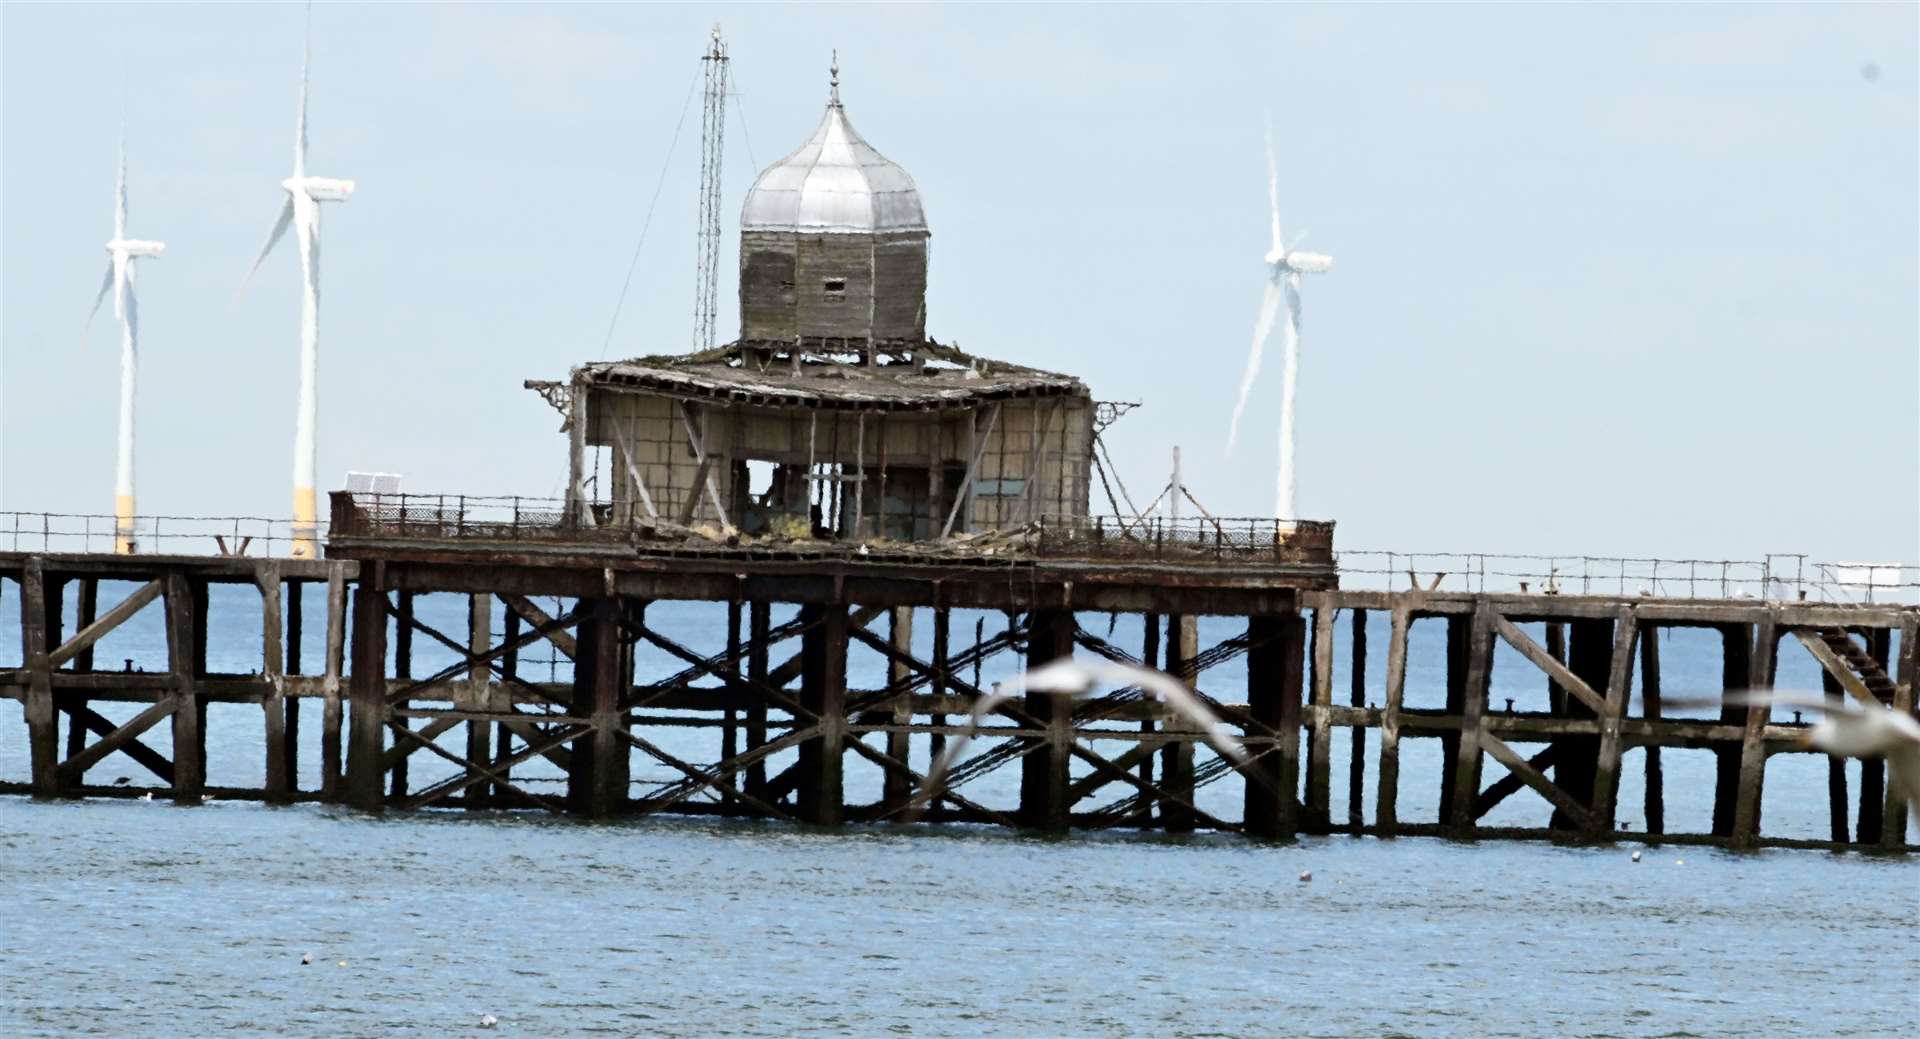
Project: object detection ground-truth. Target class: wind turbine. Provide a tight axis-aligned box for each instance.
[1225,116,1331,521]
[239,11,354,560]
[86,136,165,555]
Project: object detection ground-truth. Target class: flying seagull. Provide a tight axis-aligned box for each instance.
[1672,689,1920,810]
[907,657,1249,819]
[1225,114,1332,520]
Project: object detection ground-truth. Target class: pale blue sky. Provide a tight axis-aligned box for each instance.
[2,2,1914,562]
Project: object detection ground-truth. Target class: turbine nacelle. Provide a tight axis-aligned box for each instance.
[107,238,166,259]
[1282,250,1333,274]
[282,175,355,202]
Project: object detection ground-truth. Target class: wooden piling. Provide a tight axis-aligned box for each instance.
[1820,653,1850,844]
[259,561,291,802]
[163,572,204,804]
[1159,615,1198,833]
[796,603,847,825]
[1245,612,1305,838]
[1883,615,1917,850]
[345,583,389,812]
[746,600,771,802]
[1856,627,1891,845]
[1375,606,1410,833]
[67,578,96,764]
[1731,613,1777,848]
[1348,608,1367,831]
[389,590,415,799]
[1019,607,1074,831]
[882,606,914,816]
[1446,602,1492,836]
[466,592,493,810]
[1550,616,1612,831]
[1639,623,1664,835]
[1138,611,1160,796]
[1438,615,1470,822]
[284,577,302,794]
[322,564,347,801]
[1711,622,1751,837]
[1305,606,1334,832]
[21,558,58,798]
[568,597,627,818]
[1587,607,1636,836]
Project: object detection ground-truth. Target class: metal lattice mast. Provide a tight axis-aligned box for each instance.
[694,25,728,351]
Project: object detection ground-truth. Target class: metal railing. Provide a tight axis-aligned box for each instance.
[1336,551,1920,604]
[0,511,324,557]
[1032,514,1336,566]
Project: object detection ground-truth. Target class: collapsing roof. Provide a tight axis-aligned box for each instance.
[567,342,1087,412]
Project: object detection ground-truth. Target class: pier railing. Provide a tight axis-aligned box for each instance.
[1031,513,1336,566]
[0,511,322,557]
[1335,551,1920,604]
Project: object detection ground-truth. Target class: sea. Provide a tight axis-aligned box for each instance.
[1,584,1915,1037]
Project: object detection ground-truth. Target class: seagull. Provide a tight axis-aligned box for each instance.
[1672,689,1920,809]
[480,1014,499,1029]
[907,657,1250,819]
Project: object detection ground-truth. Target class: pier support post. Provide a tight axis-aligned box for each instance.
[1438,614,1470,822]
[1587,607,1636,837]
[21,558,59,798]
[1711,622,1751,837]
[389,591,415,800]
[164,572,204,804]
[1882,615,1917,850]
[1018,607,1074,831]
[321,565,347,801]
[1348,608,1367,831]
[345,583,389,812]
[1446,602,1493,836]
[285,577,302,795]
[465,592,494,810]
[1549,616,1613,831]
[67,578,96,769]
[1375,605,1410,834]
[1640,623,1664,835]
[1821,654,1851,844]
[1159,615,1199,833]
[259,562,292,803]
[882,606,915,817]
[746,600,771,803]
[568,597,627,818]
[796,603,847,825]
[1244,612,1305,838]
[1856,627,1892,845]
[1304,606,1334,832]
[1731,612,1778,848]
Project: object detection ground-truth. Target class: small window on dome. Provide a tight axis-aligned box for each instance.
[823,277,847,298]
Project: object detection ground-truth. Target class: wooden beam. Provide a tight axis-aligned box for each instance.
[1473,742,1566,818]
[1446,600,1494,835]
[500,593,578,660]
[258,562,291,801]
[321,563,347,800]
[1305,606,1335,830]
[57,699,177,781]
[677,401,733,532]
[1588,607,1637,835]
[1884,614,1917,850]
[1732,613,1777,848]
[1791,629,1883,710]
[939,402,999,538]
[613,432,660,520]
[345,584,390,812]
[164,573,204,804]
[1477,730,1597,830]
[47,578,161,668]
[1491,611,1608,716]
[21,558,58,797]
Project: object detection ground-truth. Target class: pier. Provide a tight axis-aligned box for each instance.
[3,505,1912,852]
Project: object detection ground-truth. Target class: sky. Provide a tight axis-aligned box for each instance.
[2,2,1915,564]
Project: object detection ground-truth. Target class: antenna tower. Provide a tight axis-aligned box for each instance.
[694,26,729,351]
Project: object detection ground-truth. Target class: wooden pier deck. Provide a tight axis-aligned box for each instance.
[2,510,1912,852]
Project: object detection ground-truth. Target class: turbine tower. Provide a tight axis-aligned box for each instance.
[240,11,354,559]
[86,136,165,555]
[1225,116,1332,520]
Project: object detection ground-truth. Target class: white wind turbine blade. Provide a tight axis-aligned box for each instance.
[1274,272,1303,519]
[114,138,128,240]
[85,259,116,336]
[1227,273,1285,453]
[1266,113,1283,258]
[295,7,310,178]
[238,198,296,298]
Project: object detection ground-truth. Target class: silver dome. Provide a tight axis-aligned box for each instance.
[740,101,927,235]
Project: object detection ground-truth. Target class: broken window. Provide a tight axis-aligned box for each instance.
[823,277,847,298]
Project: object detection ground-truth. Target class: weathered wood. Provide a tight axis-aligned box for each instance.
[1819,656,1850,845]
[1348,608,1367,831]
[21,558,58,797]
[345,584,389,812]
[882,606,914,815]
[1019,608,1075,831]
[1478,730,1596,830]
[465,592,494,809]
[1304,606,1334,831]
[1245,613,1304,837]
[1587,607,1637,836]
[939,402,999,538]
[1550,617,1613,831]
[1857,628,1891,845]
[568,597,628,817]
[1437,614,1470,822]
[1473,742,1566,818]
[1491,612,1609,716]
[259,562,291,802]
[1711,622,1749,837]
[1640,624,1665,834]
[1446,601,1493,835]
[1792,628,1883,710]
[1376,606,1410,832]
[501,593,579,660]
[1731,613,1778,848]
[746,599,771,802]
[796,603,847,824]
[57,699,176,781]
[47,578,161,668]
[389,590,415,799]
[1138,611,1160,795]
[284,577,302,793]
[163,573,204,804]
[322,563,347,800]
[1883,615,1916,850]
[1159,615,1199,832]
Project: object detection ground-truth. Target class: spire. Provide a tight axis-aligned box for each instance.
[829,50,840,107]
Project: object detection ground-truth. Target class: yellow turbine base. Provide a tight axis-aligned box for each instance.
[114,495,137,555]
[291,486,318,560]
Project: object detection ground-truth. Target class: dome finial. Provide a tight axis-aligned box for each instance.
[829,50,840,106]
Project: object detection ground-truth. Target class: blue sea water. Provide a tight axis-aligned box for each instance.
[1,583,1914,1036]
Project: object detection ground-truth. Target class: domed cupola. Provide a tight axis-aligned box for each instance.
[738,58,930,348]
